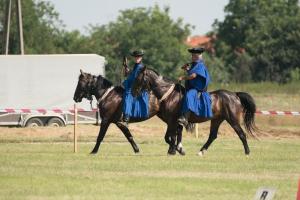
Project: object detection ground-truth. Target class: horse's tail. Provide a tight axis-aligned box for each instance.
[186,122,195,133]
[236,92,258,137]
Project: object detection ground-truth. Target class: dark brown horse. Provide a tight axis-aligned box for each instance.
[73,70,185,155]
[131,66,258,155]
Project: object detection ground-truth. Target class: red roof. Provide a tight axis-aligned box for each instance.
[186,35,212,47]
[186,35,215,54]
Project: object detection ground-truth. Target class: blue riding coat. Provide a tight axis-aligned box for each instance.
[181,60,213,118]
[122,63,149,118]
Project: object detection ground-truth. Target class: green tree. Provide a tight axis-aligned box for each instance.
[86,6,191,83]
[0,0,64,54]
[203,54,230,84]
[214,0,300,83]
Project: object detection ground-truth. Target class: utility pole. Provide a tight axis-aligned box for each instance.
[3,0,12,55]
[2,0,24,55]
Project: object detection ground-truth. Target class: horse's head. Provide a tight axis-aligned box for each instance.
[132,66,150,97]
[73,69,96,103]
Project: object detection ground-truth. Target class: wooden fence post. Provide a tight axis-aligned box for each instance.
[73,104,78,153]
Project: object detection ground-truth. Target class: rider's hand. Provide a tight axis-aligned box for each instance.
[181,63,190,70]
[178,76,185,81]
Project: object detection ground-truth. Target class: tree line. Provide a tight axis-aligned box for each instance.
[1,0,299,83]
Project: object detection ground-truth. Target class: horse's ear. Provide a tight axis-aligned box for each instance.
[80,69,84,74]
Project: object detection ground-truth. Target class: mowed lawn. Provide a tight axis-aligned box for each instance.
[1,83,300,200]
[0,136,299,200]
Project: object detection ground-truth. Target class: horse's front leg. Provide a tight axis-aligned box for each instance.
[91,119,110,154]
[165,125,177,155]
[116,122,139,153]
[199,119,223,156]
[176,124,185,155]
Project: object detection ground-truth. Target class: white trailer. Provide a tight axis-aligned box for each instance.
[0,54,106,127]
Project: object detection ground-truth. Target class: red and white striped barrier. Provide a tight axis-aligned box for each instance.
[1,109,299,116]
[256,110,300,116]
[0,108,98,114]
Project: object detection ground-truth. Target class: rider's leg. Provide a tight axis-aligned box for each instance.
[177,110,191,127]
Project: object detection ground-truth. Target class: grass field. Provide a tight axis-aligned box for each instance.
[0,137,299,200]
[1,83,300,200]
[0,116,299,200]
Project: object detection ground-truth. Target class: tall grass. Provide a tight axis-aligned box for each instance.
[209,81,300,110]
[210,81,300,94]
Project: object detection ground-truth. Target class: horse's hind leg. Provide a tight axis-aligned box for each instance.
[199,119,224,156]
[116,122,139,153]
[228,121,250,155]
[91,120,110,154]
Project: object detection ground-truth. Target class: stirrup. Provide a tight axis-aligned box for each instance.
[178,117,188,127]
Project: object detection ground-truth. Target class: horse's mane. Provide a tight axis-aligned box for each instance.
[146,67,174,84]
[97,75,113,87]
[81,72,113,88]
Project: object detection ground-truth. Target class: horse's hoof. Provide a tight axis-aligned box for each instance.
[134,149,140,154]
[177,148,186,156]
[167,149,176,156]
[197,150,206,156]
[90,151,98,155]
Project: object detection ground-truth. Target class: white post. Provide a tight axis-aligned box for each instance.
[195,124,199,138]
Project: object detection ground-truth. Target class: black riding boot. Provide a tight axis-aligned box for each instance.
[177,111,191,128]
[121,115,130,127]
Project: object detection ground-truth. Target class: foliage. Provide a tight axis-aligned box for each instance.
[203,54,230,84]
[214,0,300,83]
[85,6,191,83]
[2,0,300,84]
[0,0,64,54]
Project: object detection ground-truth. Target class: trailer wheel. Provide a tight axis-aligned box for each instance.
[25,118,44,127]
[47,117,65,127]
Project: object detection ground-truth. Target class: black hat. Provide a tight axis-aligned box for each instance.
[188,47,205,54]
[130,50,144,57]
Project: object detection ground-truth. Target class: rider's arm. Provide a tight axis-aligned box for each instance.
[179,73,197,81]
[123,67,130,77]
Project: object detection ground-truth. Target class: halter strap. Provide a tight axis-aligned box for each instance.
[97,86,115,104]
[159,84,175,103]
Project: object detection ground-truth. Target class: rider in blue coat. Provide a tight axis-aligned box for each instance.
[122,50,149,126]
[178,47,213,127]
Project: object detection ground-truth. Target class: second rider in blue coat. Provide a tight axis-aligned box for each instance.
[178,47,213,127]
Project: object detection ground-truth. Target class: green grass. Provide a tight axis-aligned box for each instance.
[0,137,299,200]
[210,82,300,111]
[210,81,300,94]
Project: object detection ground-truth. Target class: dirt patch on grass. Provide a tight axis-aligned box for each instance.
[0,116,299,142]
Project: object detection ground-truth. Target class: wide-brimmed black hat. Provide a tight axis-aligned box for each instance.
[188,47,205,54]
[130,50,144,57]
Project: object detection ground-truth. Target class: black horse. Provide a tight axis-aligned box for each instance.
[73,70,185,155]
[131,66,258,155]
